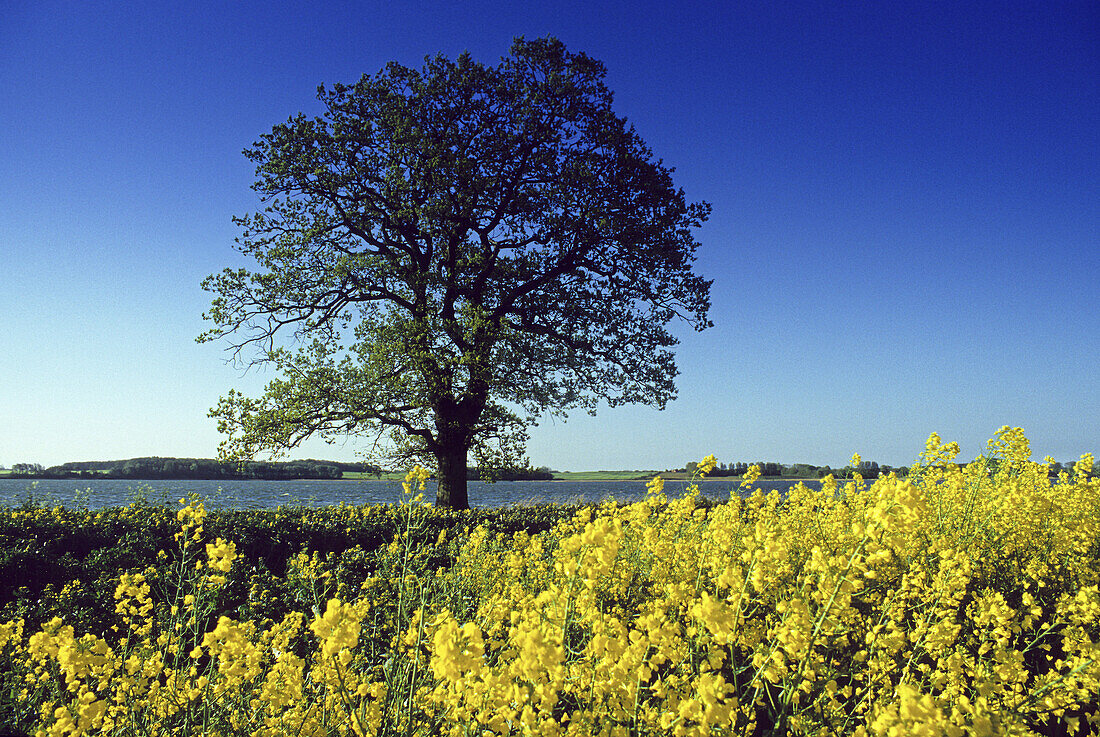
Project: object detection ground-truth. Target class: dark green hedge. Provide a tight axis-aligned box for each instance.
[0,500,584,631]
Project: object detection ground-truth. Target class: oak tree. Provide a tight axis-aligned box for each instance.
[200,37,712,508]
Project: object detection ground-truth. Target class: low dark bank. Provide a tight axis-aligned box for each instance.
[4,457,555,481]
[8,457,376,480]
[5,454,955,483]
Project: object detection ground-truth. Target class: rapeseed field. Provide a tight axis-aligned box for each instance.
[1,427,1097,735]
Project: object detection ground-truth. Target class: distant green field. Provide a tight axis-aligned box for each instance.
[342,471,399,480]
[550,470,665,481]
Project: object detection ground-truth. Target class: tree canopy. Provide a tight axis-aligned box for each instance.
[200,37,712,508]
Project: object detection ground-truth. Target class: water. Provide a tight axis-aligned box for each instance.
[0,476,820,510]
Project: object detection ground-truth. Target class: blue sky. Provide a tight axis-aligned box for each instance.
[1,0,1096,471]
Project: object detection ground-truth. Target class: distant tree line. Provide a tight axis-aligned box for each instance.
[679,457,1097,481]
[9,463,46,476]
[680,460,908,479]
[8,457,382,480]
[8,457,1092,482]
[5,457,554,482]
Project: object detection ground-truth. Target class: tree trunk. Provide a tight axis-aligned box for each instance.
[435,441,470,509]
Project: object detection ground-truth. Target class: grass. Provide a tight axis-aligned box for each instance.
[550,469,671,481]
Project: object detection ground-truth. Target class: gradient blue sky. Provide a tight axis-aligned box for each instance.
[1,0,1097,471]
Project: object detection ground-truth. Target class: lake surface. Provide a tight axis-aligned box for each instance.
[0,476,819,510]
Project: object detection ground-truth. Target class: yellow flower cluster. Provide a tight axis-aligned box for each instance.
[2,428,1097,736]
[175,495,207,546]
[203,537,237,586]
[403,465,432,499]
